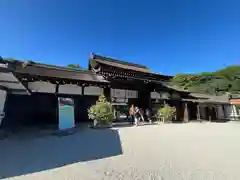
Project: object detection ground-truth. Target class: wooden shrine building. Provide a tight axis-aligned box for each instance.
[0,54,232,130]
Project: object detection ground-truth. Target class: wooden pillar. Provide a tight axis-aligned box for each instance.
[222,105,226,119]
[103,86,111,102]
[197,104,201,122]
[148,91,152,110]
[215,105,218,120]
[209,106,212,122]
[183,102,189,123]
[55,84,59,94]
[81,85,85,95]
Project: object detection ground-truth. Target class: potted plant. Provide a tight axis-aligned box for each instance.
[155,104,176,123]
[88,94,114,128]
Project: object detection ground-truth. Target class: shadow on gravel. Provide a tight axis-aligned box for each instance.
[0,128,122,179]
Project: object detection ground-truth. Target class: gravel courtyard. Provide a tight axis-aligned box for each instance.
[1,122,240,180]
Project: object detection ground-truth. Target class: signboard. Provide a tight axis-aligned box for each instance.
[111,89,126,98]
[151,91,170,99]
[112,97,128,103]
[126,90,138,98]
[58,97,75,130]
[111,89,138,98]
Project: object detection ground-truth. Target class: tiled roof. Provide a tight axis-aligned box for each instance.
[230,94,240,99]
[2,59,108,83]
[185,93,230,104]
[91,54,152,73]
[90,53,173,80]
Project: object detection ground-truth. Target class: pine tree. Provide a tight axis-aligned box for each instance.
[98,93,107,103]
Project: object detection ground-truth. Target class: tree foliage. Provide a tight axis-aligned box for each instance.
[88,94,114,126]
[171,65,240,95]
[67,64,81,69]
[155,104,176,123]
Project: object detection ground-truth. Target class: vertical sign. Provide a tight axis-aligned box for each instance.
[58,97,75,130]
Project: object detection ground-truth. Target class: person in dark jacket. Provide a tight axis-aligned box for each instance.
[139,108,145,123]
[146,108,152,124]
[134,107,141,126]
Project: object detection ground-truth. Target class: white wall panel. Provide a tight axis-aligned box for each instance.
[84,86,103,96]
[151,92,160,99]
[111,89,126,98]
[216,105,224,119]
[59,84,82,95]
[28,81,56,93]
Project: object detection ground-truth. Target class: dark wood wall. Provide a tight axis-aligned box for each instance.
[2,94,58,130]
[2,93,100,130]
[74,95,98,122]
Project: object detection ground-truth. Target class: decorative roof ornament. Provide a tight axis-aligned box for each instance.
[90,52,95,59]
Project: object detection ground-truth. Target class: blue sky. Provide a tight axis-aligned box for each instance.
[0,0,239,75]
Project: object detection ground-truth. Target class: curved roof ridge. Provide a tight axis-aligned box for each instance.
[91,53,149,69]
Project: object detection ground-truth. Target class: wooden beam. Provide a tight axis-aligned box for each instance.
[55,84,59,94]
[82,85,84,95]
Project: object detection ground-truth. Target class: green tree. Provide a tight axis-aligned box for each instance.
[155,104,176,123]
[67,64,81,69]
[88,94,114,126]
[171,65,240,95]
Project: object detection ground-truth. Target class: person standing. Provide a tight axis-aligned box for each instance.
[129,104,135,124]
[134,107,141,126]
[139,108,145,123]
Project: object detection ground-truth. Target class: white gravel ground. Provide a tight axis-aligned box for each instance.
[1,122,240,180]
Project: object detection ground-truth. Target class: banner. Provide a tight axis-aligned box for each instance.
[58,97,75,130]
[111,89,138,98]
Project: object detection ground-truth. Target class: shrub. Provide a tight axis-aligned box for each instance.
[155,104,176,123]
[88,94,114,126]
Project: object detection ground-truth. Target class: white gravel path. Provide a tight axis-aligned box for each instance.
[1,123,240,180]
